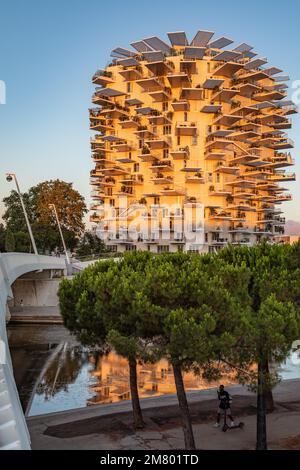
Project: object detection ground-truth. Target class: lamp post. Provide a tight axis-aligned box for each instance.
[6,172,38,255]
[48,203,70,264]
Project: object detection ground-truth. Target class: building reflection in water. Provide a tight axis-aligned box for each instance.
[86,351,234,406]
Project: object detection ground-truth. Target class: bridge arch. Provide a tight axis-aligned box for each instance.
[0,253,66,450]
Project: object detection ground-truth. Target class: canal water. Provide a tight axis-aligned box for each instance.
[7,324,300,417]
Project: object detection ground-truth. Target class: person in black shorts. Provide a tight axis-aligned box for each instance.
[213,384,235,428]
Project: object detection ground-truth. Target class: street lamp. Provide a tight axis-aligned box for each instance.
[6,172,38,255]
[48,203,70,264]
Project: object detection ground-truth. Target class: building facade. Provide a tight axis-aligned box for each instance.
[89,30,297,253]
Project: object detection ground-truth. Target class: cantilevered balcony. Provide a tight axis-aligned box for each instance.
[119,116,140,129]
[185,172,205,183]
[136,77,164,92]
[166,72,191,88]
[148,87,172,102]
[144,136,172,149]
[160,186,186,196]
[89,119,114,132]
[171,100,190,112]
[176,122,198,136]
[150,175,174,185]
[119,175,144,185]
[180,87,203,100]
[147,113,172,126]
[118,67,143,81]
[268,138,294,150]
[205,151,226,161]
[144,60,174,76]
[149,160,173,171]
[92,69,114,86]
[268,171,296,182]
[170,147,190,160]
[212,88,239,102]
[212,61,244,77]
[213,114,242,127]
[214,163,239,175]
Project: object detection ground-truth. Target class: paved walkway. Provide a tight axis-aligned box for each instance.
[27,379,300,450]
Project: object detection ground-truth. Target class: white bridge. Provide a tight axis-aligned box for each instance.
[0,253,66,450]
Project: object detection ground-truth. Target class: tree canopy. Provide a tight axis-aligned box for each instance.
[2,179,87,253]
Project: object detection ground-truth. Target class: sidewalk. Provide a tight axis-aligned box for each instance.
[27,379,300,450]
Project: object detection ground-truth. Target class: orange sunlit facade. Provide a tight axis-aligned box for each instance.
[89,30,297,253]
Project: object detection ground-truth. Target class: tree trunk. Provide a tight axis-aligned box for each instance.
[256,356,268,450]
[128,357,144,429]
[172,364,196,450]
[264,361,274,413]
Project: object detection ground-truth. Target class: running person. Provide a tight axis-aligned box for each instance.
[213,385,235,428]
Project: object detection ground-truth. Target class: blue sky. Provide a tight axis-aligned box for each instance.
[0,0,299,222]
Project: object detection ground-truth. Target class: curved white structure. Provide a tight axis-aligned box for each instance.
[0,253,66,450]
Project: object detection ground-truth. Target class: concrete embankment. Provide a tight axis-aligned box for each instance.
[27,379,300,450]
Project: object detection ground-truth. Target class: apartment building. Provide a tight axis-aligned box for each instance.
[89,30,297,253]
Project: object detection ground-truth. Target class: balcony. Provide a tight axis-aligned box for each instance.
[150,175,174,185]
[144,60,174,76]
[90,119,114,132]
[171,100,190,112]
[269,138,294,150]
[111,141,136,152]
[209,186,232,197]
[213,114,242,127]
[136,77,164,92]
[119,116,140,129]
[166,72,191,88]
[214,163,239,175]
[120,175,144,185]
[148,87,172,102]
[170,147,190,160]
[144,137,172,149]
[205,151,226,161]
[160,186,186,196]
[92,69,114,86]
[150,160,173,171]
[185,173,205,183]
[269,172,296,182]
[176,122,197,136]
[212,88,239,102]
[118,67,143,81]
[212,61,243,78]
[147,113,173,126]
[137,147,160,162]
[180,87,203,100]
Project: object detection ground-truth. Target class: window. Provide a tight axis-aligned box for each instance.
[208,173,213,182]
[192,134,198,145]
[163,125,171,135]
[216,173,220,183]
[154,197,160,205]
[158,245,169,253]
[162,208,169,218]
[134,163,139,172]
[110,245,118,252]
[139,139,143,148]
[126,245,136,251]
[107,187,112,196]
[163,149,169,159]
[127,82,132,93]
[184,112,188,122]
[177,135,181,146]
[109,199,115,206]
[205,233,208,243]
[162,101,168,112]
[207,62,211,73]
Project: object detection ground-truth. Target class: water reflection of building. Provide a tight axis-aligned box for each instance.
[87,352,234,406]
